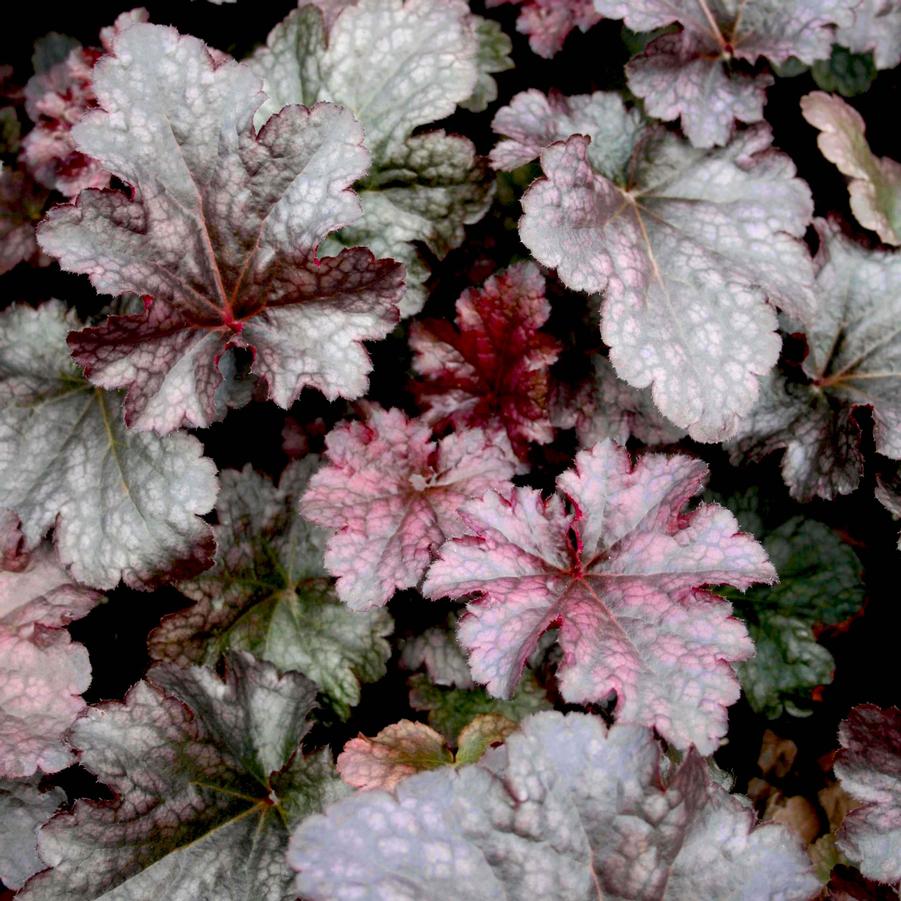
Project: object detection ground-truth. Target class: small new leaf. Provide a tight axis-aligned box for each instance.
[485,0,601,59]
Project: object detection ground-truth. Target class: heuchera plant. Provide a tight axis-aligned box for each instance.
[0,2,898,898]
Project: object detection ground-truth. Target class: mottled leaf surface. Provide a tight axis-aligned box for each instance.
[149,459,392,718]
[485,0,601,58]
[252,0,489,316]
[728,221,901,500]
[0,780,64,890]
[518,109,815,441]
[23,653,346,901]
[301,407,516,609]
[719,492,865,718]
[39,23,403,433]
[425,440,774,752]
[596,0,856,147]
[290,711,819,899]
[834,0,901,69]
[875,466,901,548]
[802,92,901,246]
[834,704,901,884]
[0,528,102,778]
[410,262,560,458]
[0,303,217,589]
[400,617,475,688]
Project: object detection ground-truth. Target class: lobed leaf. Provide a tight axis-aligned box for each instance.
[38,23,404,434]
[0,302,218,589]
[425,439,774,753]
[410,261,560,458]
[0,780,64,890]
[301,407,517,609]
[251,0,491,316]
[514,98,815,441]
[728,220,901,500]
[834,0,901,69]
[485,0,601,59]
[289,711,819,899]
[596,0,857,147]
[149,459,392,718]
[22,653,346,901]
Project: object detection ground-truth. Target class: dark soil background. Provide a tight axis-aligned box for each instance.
[2,4,899,897]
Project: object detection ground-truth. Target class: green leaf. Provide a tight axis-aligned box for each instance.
[811,47,877,97]
[150,460,392,719]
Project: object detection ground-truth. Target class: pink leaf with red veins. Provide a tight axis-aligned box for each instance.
[410,261,560,459]
[424,439,774,753]
[37,23,403,435]
[486,0,601,58]
[0,520,102,779]
[301,407,517,610]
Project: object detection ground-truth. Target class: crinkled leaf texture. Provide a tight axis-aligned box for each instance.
[485,0,601,58]
[149,458,392,719]
[38,23,404,435]
[251,0,491,317]
[596,0,856,147]
[410,261,561,459]
[834,704,901,884]
[301,407,517,609]
[720,492,864,718]
[460,15,513,113]
[0,528,102,779]
[505,91,815,441]
[425,440,774,753]
[802,92,901,246]
[835,0,901,69]
[0,779,64,890]
[0,302,217,589]
[290,711,819,900]
[22,652,346,901]
[728,220,901,500]
[400,616,476,688]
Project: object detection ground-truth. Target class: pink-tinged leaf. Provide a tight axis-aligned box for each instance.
[0,302,218,589]
[290,711,820,899]
[0,522,102,779]
[596,0,857,147]
[728,220,901,501]
[21,653,346,901]
[410,262,560,458]
[485,0,601,58]
[0,779,64,890]
[38,23,403,435]
[518,111,816,441]
[0,167,48,274]
[801,92,901,246]
[424,440,774,753]
[834,704,901,884]
[338,721,453,790]
[835,0,901,69]
[302,408,517,609]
